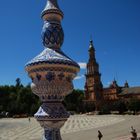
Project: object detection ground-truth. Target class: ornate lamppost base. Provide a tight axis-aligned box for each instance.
[35,102,69,140]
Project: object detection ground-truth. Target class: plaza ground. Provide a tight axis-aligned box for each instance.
[0,115,140,140]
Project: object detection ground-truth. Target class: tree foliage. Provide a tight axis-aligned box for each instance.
[1,78,140,116]
[128,98,140,114]
[99,100,127,114]
[63,89,85,113]
[63,89,96,113]
[0,78,40,116]
[112,100,127,114]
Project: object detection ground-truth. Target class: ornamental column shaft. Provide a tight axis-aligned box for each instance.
[25,0,80,140]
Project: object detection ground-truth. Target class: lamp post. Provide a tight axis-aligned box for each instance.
[25,0,80,140]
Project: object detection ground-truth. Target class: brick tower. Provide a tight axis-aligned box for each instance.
[85,40,103,110]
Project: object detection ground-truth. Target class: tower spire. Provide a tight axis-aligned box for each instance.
[89,39,95,51]
[90,34,93,42]
[88,39,95,62]
[124,80,129,88]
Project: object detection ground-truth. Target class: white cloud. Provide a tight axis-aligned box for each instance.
[74,75,85,80]
[78,62,87,69]
[107,81,111,85]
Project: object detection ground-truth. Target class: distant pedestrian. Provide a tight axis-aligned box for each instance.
[131,126,137,140]
[28,117,31,122]
[98,130,103,140]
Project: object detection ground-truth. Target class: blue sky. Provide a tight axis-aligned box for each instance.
[0,0,140,89]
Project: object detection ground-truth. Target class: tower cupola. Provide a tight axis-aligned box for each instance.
[88,40,95,60]
[124,80,129,88]
[89,40,95,51]
[110,78,119,88]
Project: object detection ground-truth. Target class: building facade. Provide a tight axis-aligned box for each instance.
[84,40,140,109]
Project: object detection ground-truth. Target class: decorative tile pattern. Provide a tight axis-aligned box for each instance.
[35,103,69,119]
[36,74,42,81]
[26,48,79,68]
[28,67,77,75]
[58,73,64,80]
[31,79,73,98]
[43,128,62,140]
[25,0,80,140]
[42,21,64,49]
[46,72,55,82]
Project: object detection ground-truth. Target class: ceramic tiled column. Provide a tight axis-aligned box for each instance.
[25,0,79,140]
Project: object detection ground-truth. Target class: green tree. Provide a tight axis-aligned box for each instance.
[113,100,127,114]
[0,79,40,117]
[84,102,95,113]
[128,98,140,114]
[64,89,84,113]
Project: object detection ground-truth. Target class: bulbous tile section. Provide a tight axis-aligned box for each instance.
[31,77,73,101]
[42,21,64,49]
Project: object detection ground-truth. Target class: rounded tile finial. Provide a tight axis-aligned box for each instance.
[41,0,64,49]
[42,0,63,20]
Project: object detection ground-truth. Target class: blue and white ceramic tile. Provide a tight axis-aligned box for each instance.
[26,48,79,67]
